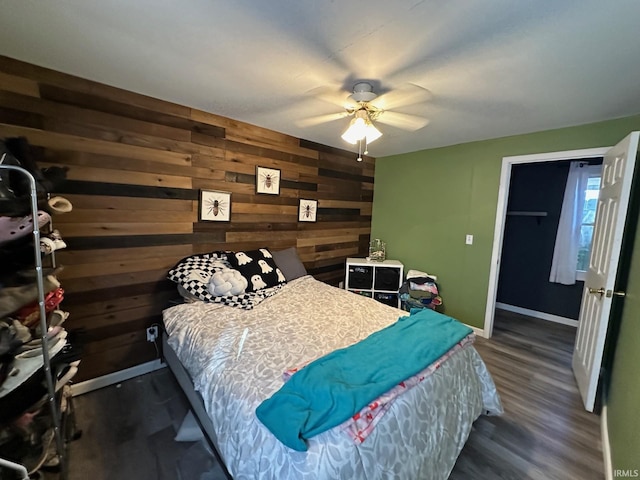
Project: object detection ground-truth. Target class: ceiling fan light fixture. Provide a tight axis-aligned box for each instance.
[341,117,366,144]
[341,109,382,145]
[301,79,429,160]
[364,122,382,143]
[341,110,367,144]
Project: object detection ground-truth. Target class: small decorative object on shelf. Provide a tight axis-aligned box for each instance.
[368,238,386,262]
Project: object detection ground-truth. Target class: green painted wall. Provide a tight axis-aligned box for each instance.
[608,227,640,473]
[372,113,640,476]
[372,114,640,327]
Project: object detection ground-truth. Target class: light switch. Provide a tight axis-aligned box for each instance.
[465,234,474,245]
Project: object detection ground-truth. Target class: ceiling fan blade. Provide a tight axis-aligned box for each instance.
[306,86,359,110]
[369,83,432,111]
[376,111,430,131]
[296,112,349,128]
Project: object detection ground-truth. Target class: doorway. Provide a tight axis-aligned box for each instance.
[485,134,640,412]
[495,159,603,328]
[483,146,610,338]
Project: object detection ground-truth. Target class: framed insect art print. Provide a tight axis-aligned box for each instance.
[200,189,231,222]
[256,166,281,195]
[298,198,318,222]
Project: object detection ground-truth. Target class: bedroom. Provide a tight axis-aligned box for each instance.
[1,1,640,479]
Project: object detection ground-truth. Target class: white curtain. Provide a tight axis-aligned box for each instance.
[549,162,592,285]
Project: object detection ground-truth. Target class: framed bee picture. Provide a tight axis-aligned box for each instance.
[298,198,318,222]
[200,189,231,222]
[256,166,281,195]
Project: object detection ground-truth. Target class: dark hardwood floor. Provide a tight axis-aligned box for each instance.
[450,310,603,480]
[66,310,604,479]
[67,369,226,480]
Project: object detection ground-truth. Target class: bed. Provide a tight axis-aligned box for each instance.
[161,250,502,480]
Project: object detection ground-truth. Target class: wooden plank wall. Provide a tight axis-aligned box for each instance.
[0,56,374,381]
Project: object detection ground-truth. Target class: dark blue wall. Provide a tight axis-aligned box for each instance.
[497,161,585,319]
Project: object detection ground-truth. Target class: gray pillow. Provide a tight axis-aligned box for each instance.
[272,248,307,281]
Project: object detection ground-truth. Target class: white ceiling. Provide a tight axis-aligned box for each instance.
[1,1,640,158]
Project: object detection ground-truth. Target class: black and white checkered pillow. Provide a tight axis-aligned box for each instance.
[168,252,282,310]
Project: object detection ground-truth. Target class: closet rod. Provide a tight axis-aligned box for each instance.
[506,211,548,217]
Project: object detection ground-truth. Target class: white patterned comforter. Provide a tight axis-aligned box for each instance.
[163,275,502,480]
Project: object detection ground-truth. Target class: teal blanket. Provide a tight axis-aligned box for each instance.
[255,308,473,451]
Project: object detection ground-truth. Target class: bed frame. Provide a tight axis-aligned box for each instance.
[161,331,232,479]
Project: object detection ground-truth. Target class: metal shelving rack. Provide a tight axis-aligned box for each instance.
[0,163,65,478]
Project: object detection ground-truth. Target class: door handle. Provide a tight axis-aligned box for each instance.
[588,287,605,297]
[606,289,626,298]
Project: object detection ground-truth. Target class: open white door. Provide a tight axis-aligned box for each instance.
[572,131,639,411]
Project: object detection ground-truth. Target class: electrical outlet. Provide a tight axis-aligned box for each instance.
[146,325,159,342]
[465,234,474,245]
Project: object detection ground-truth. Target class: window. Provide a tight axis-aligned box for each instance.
[550,161,602,285]
[576,174,601,278]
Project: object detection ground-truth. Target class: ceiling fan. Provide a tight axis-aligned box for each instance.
[298,81,431,159]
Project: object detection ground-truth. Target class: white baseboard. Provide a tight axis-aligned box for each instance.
[465,324,487,338]
[602,405,613,480]
[495,302,578,328]
[71,359,166,396]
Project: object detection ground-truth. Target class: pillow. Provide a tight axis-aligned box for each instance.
[207,268,248,296]
[168,252,231,288]
[168,252,282,309]
[226,248,286,292]
[272,247,307,281]
[168,252,232,301]
[176,285,201,303]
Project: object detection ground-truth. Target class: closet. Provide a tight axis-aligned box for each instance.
[496,159,602,323]
[0,140,81,479]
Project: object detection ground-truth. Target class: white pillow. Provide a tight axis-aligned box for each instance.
[207,268,248,296]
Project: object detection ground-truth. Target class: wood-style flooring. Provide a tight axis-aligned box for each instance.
[450,310,603,479]
[65,310,604,479]
[66,369,226,480]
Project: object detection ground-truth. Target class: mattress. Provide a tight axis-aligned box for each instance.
[163,275,502,479]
